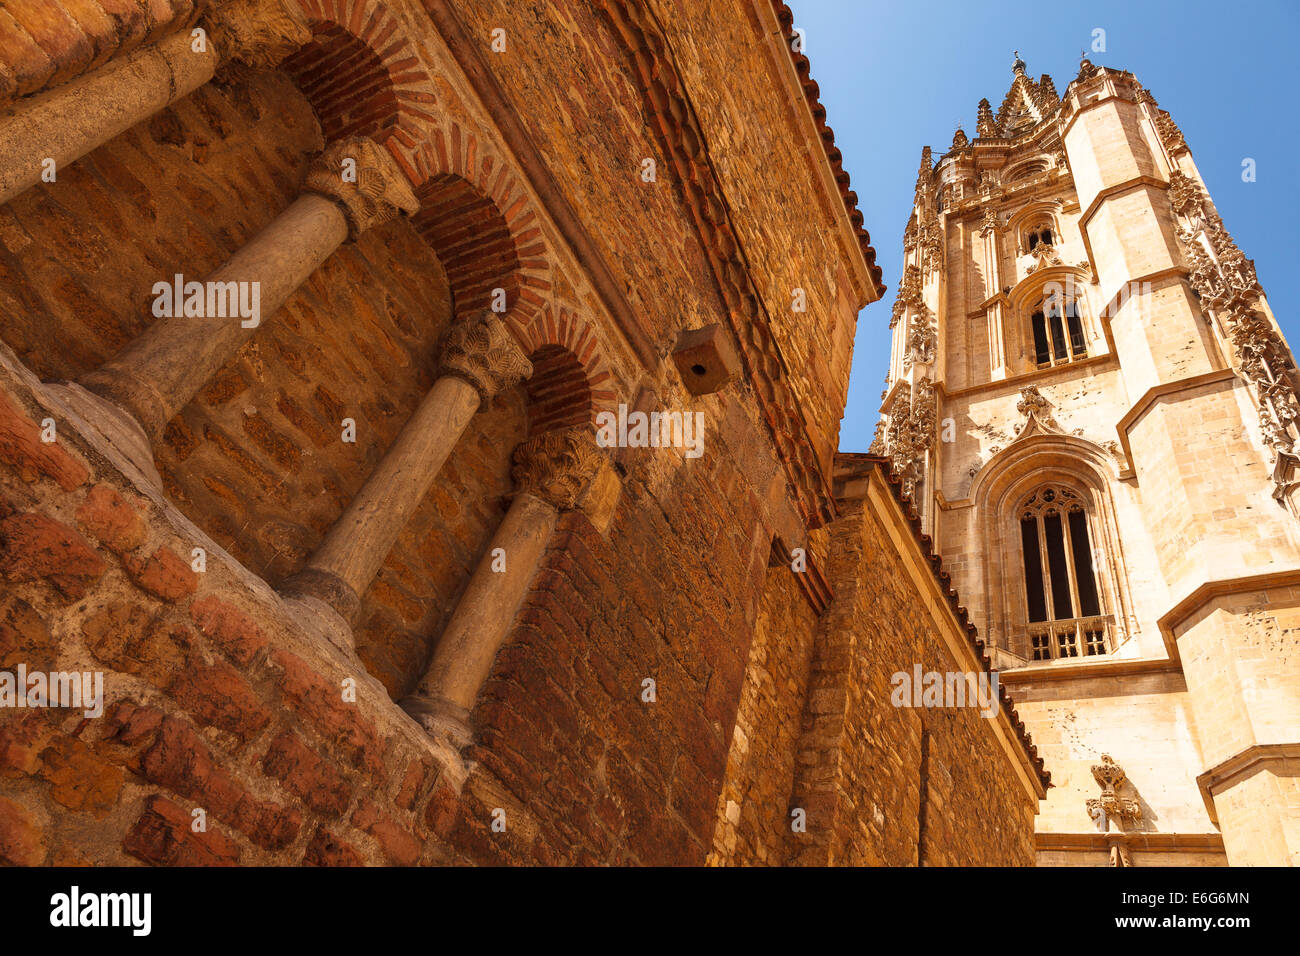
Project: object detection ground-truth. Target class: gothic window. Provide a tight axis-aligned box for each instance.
[1018,485,1112,661]
[1025,225,1054,250]
[1031,295,1086,368]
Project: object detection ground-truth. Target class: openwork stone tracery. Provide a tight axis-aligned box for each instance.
[1170,170,1300,499]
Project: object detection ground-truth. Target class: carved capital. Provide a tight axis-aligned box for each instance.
[439,312,533,403]
[206,0,313,70]
[304,137,419,239]
[512,426,607,511]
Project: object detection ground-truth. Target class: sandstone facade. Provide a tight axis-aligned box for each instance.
[874,55,1300,866]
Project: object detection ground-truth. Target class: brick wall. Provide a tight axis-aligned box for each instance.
[0,351,463,865]
[0,68,522,701]
[0,0,1048,868]
[707,560,819,865]
[787,462,1040,867]
[432,394,783,865]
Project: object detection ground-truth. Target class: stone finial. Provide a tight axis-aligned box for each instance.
[1085,754,1142,827]
[1015,385,1061,435]
[303,137,420,239]
[438,312,534,402]
[951,127,969,150]
[206,0,313,70]
[976,98,997,138]
[512,426,607,511]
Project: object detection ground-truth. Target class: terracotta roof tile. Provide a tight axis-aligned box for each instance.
[772,1,886,297]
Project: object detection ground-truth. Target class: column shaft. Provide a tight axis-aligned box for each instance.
[304,375,482,607]
[414,491,559,711]
[0,30,217,207]
[80,193,349,437]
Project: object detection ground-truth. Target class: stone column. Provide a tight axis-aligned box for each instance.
[979,213,1007,379]
[0,0,310,207]
[47,136,418,483]
[280,313,533,648]
[401,426,607,747]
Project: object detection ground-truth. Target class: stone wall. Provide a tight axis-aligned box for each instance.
[707,557,819,865]
[0,67,522,702]
[784,457,1041,866]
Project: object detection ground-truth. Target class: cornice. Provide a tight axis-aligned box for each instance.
[598,0,842,527]
[1195,741,1300,826]
[1114,367,1238,474]
[1158,567,1300,653]
[420,0,657,372]
[768,0,885,298]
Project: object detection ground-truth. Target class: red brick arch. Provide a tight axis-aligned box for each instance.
[412,174,522,321]
[283,0,438,159]
[515,304,619,434]
[407,121,553,329]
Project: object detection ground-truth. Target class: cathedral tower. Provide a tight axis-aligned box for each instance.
[875,55,1300,865]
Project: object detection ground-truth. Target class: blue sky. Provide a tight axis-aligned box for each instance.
[788,0,1300,450]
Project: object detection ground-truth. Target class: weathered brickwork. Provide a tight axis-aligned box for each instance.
[0,0,1050,868]
[785,461,1039,866]
[0,68,522,700]
[707,560,818,865]
[0,359,460,865]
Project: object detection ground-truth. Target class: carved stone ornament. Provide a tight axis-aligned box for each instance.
[919,211,944,276]
[976,98,997,139]
[1085,754,1142,828]
[1014,385,1061,436]
[439,311,534,403]
[304,137,420,239]
[206,0,313,69]
[1170,171,1300,497]
[1136,86,1186,154]
[902,218,919,256]
[978,207,1000,236]
[882,378,936,499]
[512,426,608,511]
[1025,240,1063,274]
[891,263,922,328]
[891,265,936,369]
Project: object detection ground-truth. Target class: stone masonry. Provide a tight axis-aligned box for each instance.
[874,54,1300,866]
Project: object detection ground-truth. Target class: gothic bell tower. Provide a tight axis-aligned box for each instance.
[873,55,1300,866]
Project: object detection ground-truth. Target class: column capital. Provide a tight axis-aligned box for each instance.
[439,312,534,403]
[512,425,607,511]
[206,0,313,70]
[304,137,420,239]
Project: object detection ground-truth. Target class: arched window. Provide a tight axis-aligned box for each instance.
[1031,294,1087,368]
[1026,225,1054,250]
[1018,485,1111,660]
